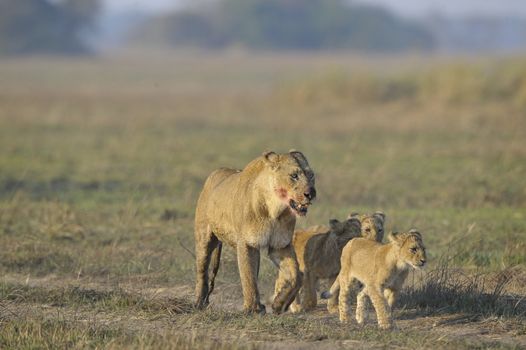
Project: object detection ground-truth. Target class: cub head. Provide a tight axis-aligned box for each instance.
[328,217,362,247]
[387,229,427,269]
[348,211,386,242]
[263,150,316,217]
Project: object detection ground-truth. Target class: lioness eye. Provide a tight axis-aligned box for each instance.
[410,247,417,254]
[365,228,371,232]
[290,173,299,181]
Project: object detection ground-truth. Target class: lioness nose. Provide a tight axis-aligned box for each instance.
[420,259,426,265]
[304,188,316,200]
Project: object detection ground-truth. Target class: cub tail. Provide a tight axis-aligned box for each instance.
[320,276,340,299]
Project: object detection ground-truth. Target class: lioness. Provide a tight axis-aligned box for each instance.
[289,216,362,313]
[323,230,426,329]
[194,150,316,314]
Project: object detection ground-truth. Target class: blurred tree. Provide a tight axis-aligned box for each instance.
[0,0,100,55]
[132,0,434,52]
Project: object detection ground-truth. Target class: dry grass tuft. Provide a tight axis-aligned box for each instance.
[402,256,526,318]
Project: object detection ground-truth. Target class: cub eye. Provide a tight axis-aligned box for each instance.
[410,247,417,254]
[290,173,299,181]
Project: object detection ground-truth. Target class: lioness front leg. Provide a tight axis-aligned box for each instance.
[237,243,265,314]
[269,245,302,314]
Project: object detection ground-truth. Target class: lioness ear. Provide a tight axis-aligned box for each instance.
[263,151,280,169]
[289,150,310,168]
[373,211,386,223]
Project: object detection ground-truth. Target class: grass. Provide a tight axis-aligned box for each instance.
[0,51,525,348]
[402,258,526,318]
[1,281,521,349]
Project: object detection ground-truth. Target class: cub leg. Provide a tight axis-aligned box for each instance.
[301,271,317,311]
[237,243,265,314]
[289,287,303,313]
[195,231,219,308]
[383,288,397,316]
[326,276,339,314]
[368,287,392,329]
[269,245,302,314]
[338,277,352,323]
[355,287,369,325]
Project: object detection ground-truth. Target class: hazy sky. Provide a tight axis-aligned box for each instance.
[103,0,526,17]
[361,0,526,17]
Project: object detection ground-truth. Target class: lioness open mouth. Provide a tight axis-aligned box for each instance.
[289,199,310,216]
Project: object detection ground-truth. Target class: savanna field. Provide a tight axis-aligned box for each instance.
[0,52,525,349]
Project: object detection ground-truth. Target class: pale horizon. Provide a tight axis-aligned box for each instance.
[103,0,526,18]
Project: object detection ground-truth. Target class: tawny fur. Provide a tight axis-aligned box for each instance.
[194,150,316,314]
[325,230,426,329]
[349,211,386,243]
[328,211,387,313]
[290,211,386,313]
[289,217,361,313]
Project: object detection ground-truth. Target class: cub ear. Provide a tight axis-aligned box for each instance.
[329,219,342,233]
[387,231,403,245]
[373,211,386,223]
[263,151,280,168]
[409,228,422,239]
[344,218,361,233]
[347,212,360,219]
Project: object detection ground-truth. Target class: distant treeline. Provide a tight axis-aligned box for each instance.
[0,0,99,55]
[132,0,434,52]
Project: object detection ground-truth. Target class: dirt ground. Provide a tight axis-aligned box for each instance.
[2,274,524,349]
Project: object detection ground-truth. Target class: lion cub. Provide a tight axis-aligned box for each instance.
[289,217,361,313]
[326,211,386,313]
[349,211,386,242]
[323,230,426,329]
[290,211,386,313]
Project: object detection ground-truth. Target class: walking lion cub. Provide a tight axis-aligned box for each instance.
[290,211,386,313]
[289,216,362,313]
[323,230,426,329]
